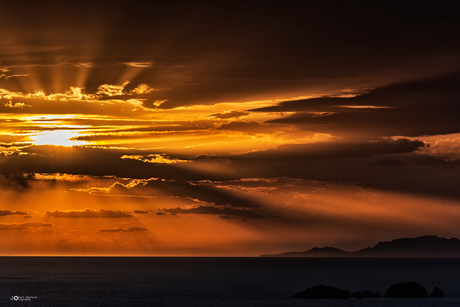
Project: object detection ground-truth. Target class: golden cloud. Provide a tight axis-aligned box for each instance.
[45,209,134,218]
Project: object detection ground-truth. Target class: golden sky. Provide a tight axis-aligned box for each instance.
[1,1,460,256]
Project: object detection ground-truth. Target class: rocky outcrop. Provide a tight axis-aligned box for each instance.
[430,287,446,298]
[292,285,351,299]
[383,282,428,298]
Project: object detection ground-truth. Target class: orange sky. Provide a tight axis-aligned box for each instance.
[1,1,460,256]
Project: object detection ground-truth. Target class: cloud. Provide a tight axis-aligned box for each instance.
[0,73,30,80]
[1,2,460,110]
[5,142,456,202]
[215,121,284,134]
[421,137,460,161]
[108,179,262,209]
[368,159,409,167]
[45,209,134,218]
[0,210,30,217]
[0,146,237,182]
[1,82,155,101]
[3,100,31,108]
[96,81,155,97]
[219,153,460,201]
[227,138,425,161]
[99,226,149,233]
[0,82,158,116]
[74,177,263,209]
[124,62,153,68]
[255,73,460,138]
[120,154,189,164]
[0,222,52,230]
[160,206,266,219]
[209,111,249,119]
[0,172,34,190]
[133,210,149,214]
[0,146,237,184]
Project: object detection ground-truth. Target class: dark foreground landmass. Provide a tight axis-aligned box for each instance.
[261,235,460,257]
[292,282,446,299]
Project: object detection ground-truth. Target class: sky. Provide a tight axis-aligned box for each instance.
[1,1,460,256]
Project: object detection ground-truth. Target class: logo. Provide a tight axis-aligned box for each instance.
[10,296,37,302]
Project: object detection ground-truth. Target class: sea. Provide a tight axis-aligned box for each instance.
[1,257,459,306]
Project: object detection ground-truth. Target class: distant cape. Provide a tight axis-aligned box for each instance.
[260,235,460,257]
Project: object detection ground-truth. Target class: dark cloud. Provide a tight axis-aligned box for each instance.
[160,206,265,219]
[215,121,284,134]
[368,159,410,167]
[99,226,149,233]
[71,130,201,142]
[133,210,148,214]
[218,215,242,220]
[0,210,30,217]
[69,121,214,135]
[208,111,249,119]
[255,73,460,138]
[109,180,262,209]
[218,153,460,201]
[45,209,133,218]
[227,138,424,161]
[2,2,460,107]
[0,222,52,230]
[0,172,34,190]
[0,146,237,181]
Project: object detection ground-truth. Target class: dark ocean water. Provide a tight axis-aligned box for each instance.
[1,257,459,306]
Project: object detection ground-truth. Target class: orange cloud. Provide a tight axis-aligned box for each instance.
[124,62,153,68]
[0,73,30,80]
[3,100,31,108]
[160,206,266,220]
[420,136,460,161]
[45,209,134,218]
[120,154,189,164]
[0,210,30,217]
[0,222,52,230]
[99,226,149,233]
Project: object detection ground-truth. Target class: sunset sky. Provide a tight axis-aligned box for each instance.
[1,1,460,256]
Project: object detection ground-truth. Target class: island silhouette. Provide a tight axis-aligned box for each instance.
[261,235,460,257]
[291,282,446,299]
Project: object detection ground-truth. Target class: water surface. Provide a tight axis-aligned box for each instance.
[1,257,459,306]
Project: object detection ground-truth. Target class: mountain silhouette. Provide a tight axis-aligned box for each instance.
[261,246,350,257]
[260,235,460,257]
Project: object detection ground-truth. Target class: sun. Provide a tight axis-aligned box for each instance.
[30,130,86,147]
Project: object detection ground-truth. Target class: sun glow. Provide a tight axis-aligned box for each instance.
[30,130,87,146]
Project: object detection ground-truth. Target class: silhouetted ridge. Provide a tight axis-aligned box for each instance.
[260,246,348,257]
[261,235,460,257]
[304,247,348,256]
[357,235,460,257]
